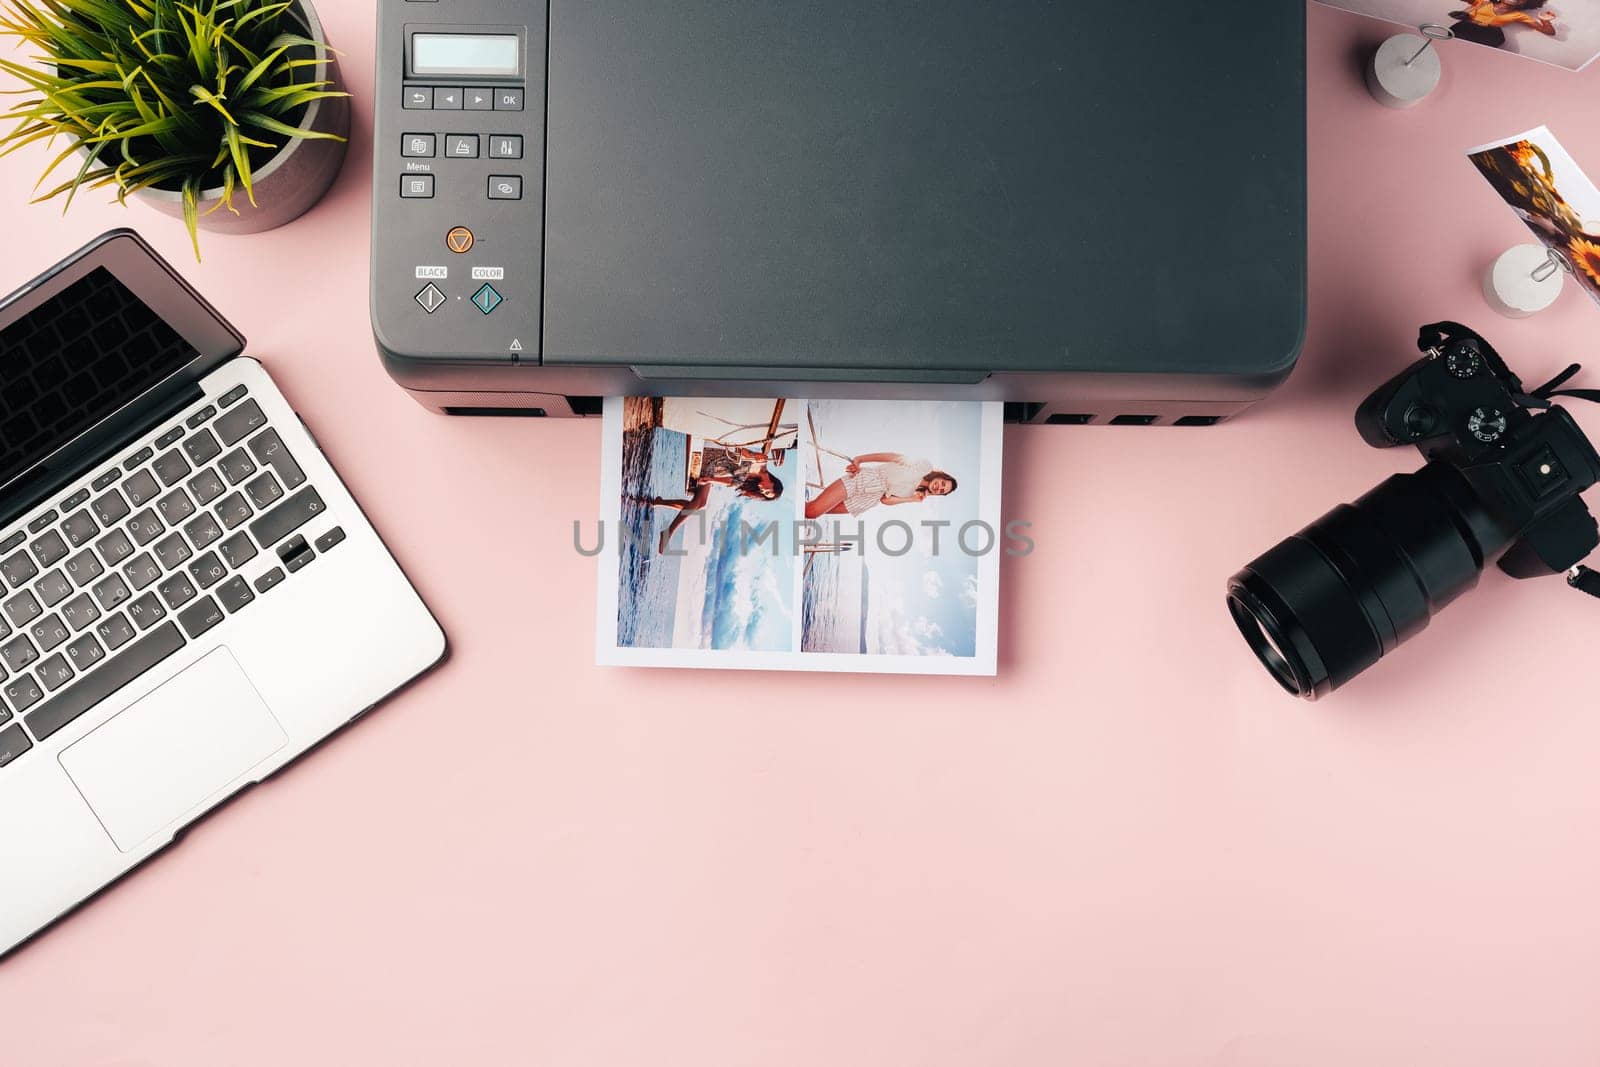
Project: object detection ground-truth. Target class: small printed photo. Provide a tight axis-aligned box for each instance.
[1317,0,1600,70]
[1469,126,1600,309]
[596,397,1004,674]
[799,399,1002,672]
[603,397,798,653]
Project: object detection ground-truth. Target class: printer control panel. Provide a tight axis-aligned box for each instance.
[372,2,545,363]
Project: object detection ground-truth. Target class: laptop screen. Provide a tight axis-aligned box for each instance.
[0,267,197,490]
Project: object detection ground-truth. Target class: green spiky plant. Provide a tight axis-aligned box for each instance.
[0,0,348,257]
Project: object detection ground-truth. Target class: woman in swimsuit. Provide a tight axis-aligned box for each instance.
[653,447,784,552]
[1450,0,1559,48]
[804,452,957,520]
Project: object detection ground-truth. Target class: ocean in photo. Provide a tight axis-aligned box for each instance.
[617,426,688,647]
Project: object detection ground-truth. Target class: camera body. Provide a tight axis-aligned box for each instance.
[1228,322,1600,699]
[1356,322,1600,580]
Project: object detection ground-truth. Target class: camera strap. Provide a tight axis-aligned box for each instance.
[1570,566,1600,600]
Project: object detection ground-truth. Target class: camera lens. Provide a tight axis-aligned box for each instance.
[1226,463,1508,699]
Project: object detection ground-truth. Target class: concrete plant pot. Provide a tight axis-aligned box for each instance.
[133,0,350,235]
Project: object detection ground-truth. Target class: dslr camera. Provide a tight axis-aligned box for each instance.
[1228,322,1600,699]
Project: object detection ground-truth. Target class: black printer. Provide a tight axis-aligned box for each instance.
[371,1,1306,424]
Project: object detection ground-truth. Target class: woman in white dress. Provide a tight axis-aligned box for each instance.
[804,452,957,520]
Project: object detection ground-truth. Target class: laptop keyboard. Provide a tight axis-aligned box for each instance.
[0,386,346,769]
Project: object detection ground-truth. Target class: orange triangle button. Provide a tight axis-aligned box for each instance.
[446,226,475,254]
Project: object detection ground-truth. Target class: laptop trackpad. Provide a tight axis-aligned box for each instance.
[60,648,288,852]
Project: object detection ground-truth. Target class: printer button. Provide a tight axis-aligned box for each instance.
[494,88,524,111]
[415,284,447,314]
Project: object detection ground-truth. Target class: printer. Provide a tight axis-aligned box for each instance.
[371,2,1306,425]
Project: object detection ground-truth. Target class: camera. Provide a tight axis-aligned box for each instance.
[1227,322,1600,699]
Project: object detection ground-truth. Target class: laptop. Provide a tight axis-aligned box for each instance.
[0,230,446,956]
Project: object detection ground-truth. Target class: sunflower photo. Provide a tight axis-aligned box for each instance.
[1469,127,1600,310]
[1317,0,1600,70]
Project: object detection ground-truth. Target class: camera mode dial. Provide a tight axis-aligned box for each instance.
[1468,407,1508,444]
[1446,340,1483,379]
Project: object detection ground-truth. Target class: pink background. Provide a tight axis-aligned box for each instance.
[3,4,1600,1063]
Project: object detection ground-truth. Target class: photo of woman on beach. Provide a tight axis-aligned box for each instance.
[607,397,797,652]
[800,399,1000,666]
[1316,0,1600,69]
[803,453,958,519]
[596,396,1002,675]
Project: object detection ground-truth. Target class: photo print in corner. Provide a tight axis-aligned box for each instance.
[1318,0,1600,70]
[1470,126,1600,309]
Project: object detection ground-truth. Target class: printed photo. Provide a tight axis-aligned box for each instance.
[596,397,1003,674]
[800,399,1001,672]
[1469,126,1600,309]
[603,397,798,654]
[1317,0,1600,70]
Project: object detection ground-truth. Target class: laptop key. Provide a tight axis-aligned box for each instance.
[186,404,217,429]
[1,551,39,589]
[26,621,185,741]
[189,467,226,505]
[3,590,40,628]
[253,567,285,594]
[123,469,160,506]
[96,612,136,651]
[187,551,226,590]
[127,508,164,546]
[152,449,191,486]
[156,488,195,525]
[216,575,254,614]
[216,492,253,530]
[96,528,135,566]
[247,428,306,489]
[250,487,325,549]
[59,489,89,512]
[215,399,265,444]
[123,553,161,591]
[66,632,104,672]
[218,532,258,569]
[245,470,283,509]
[0,531,22,554]
[91,488,131,526]
[158,573,197,609]
[2,676,42,715]
[60,593,99,632]
[219,384,248,407]
[219,448,256,485]
[35,653,72,691]
[0,723,30,767]
[154,533,192,571]
[30,530,68,567]
[183,427,221,466]
[314,527,347,553]
[64,548,104,587]
[126,592,166,630]
[92,573,130,612]
[122,447,154,472]
[35,569,72,607]
[61,510,98,547]
[1,634,38,673]
[178,596,225,638]
[91,469,120,492]
[30,615,68,652]
[154,426,185,450]
[185,513,223,550]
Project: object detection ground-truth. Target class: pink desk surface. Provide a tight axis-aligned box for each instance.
[4,4,1600,1064]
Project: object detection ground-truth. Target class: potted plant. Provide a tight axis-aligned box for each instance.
[0,0,351,257]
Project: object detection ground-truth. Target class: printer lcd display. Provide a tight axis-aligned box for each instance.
[410,33,520,77]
